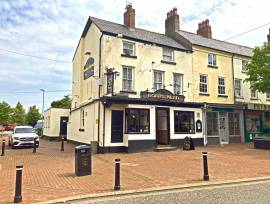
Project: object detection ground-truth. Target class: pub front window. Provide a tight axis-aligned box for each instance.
[174,111,195,133]
[125,109,150,133]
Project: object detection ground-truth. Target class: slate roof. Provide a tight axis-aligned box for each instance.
[178,30,253,57]
[86,17,190,52]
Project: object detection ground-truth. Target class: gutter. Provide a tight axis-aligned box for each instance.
[97,33,103,153]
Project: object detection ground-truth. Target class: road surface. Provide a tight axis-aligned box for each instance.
[69,180,270,204]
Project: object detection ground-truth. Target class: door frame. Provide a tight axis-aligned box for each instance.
[155,107,170,145]
[218,112,229,144]
[111,110,124,143]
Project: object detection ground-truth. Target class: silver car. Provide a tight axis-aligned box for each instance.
[9,126,39,148]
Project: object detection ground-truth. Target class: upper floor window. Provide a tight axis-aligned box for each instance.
[199,74,208,94]
[234,79,242,97]
[122,66,134,91]
[153,70,164,91]
[208,53,217,67]
[250,84,258,99]
[242,60,248,72]
[173,73,183,95]
[266,91,270,100]
[218,77,226,95]
[162,48,174,62]
[123,41,135,56]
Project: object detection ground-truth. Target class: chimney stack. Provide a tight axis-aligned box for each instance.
[124,3,135,29]
[267,28,270,43]
[165,7,180,37]
[197,19,212,38]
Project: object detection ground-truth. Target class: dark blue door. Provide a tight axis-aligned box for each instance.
[111,111,123,143]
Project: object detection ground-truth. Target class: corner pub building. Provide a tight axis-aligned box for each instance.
[68,5,204,153]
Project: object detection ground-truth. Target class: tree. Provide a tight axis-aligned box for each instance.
[51,96,71,109]
[245,43,270,92]
[26,105,41,127]
[0,101,12,125]
[11,102,26,125]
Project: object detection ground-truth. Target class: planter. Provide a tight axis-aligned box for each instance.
[254,137,270,149]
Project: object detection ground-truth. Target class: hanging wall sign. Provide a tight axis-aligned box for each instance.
[84,57,94,80]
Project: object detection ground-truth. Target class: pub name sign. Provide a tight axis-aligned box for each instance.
[140,89,185,102]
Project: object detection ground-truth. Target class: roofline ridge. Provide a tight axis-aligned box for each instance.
[179,30,253,50]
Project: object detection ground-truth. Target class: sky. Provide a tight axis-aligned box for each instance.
[0,0,269,112]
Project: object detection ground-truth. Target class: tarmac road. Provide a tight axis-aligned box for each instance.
[69,180,270,204]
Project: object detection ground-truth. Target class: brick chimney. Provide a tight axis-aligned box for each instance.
[267,28,270,43]
[165,7,180,37]
[124,3,135,29]
[197,19,212,38]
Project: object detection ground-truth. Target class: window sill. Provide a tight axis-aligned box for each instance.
[199,93,210,96]
[266,99,270,101]
[121,54,137,59]
[208,65,218,68]
[161,60,176,65]
[241,70,247,73]
[79,128,85,132]
[235,96,244,99]
[218,94,228,98]
[250,97,259,100]
[125,132,150,134]
[174,132,195,134]
[120,90,137,95]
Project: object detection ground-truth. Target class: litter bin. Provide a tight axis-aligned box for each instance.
[75,145,92,176]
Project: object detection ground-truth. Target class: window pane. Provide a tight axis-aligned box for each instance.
[207,112,218,136]
[174,111,195,133]
[126,109,150,133]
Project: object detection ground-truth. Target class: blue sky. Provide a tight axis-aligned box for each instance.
[0,0,269,112]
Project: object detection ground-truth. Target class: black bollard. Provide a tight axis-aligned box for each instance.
[14,165,23,203]
[114,158,121,190]
[61,136,64,151]
[202,152,209,181]
[1,140,5,156]
[33,138,37,153]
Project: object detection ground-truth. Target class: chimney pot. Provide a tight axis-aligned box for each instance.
[165,7,180,37]
[197,19,212,38]
[124,4,135,29]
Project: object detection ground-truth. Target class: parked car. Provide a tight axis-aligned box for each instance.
[9,126,39,148]
[4,124,16,131]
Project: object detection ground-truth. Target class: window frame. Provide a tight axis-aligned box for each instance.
[250,83,258,99]
[199,74,208,94]
[234,79,242,97]
[125,108,150,134]
[122,66,134,91]
[218,77,226,95]
[208,53,217,67]
[242,60,248,72]
[162,47,174,62]
[123,41,135,56]
[153,70,164,91]
[174,111,195,134]
[173,73,183,95]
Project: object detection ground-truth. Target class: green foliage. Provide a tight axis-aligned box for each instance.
[11,102,26,125]
[51,96,71,109]
[245,43,270,92]
[0,101,12,125]
[26,105,41,127]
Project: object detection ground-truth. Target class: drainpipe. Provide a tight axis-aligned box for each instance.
[102,104,106,153]
[97,33,104,153]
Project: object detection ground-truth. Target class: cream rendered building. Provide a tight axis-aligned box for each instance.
[233,32,270,142]
[68,5,204,153]
[43,108,69,139]
[164,11,253,145]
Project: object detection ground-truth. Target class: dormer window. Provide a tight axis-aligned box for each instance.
[208,53,217,67]
[162,48,174,62]
[123,41,135,56]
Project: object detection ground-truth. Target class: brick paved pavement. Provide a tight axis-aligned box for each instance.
[0,136,270,203]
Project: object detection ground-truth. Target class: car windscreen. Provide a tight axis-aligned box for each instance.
[15,128,34,133]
